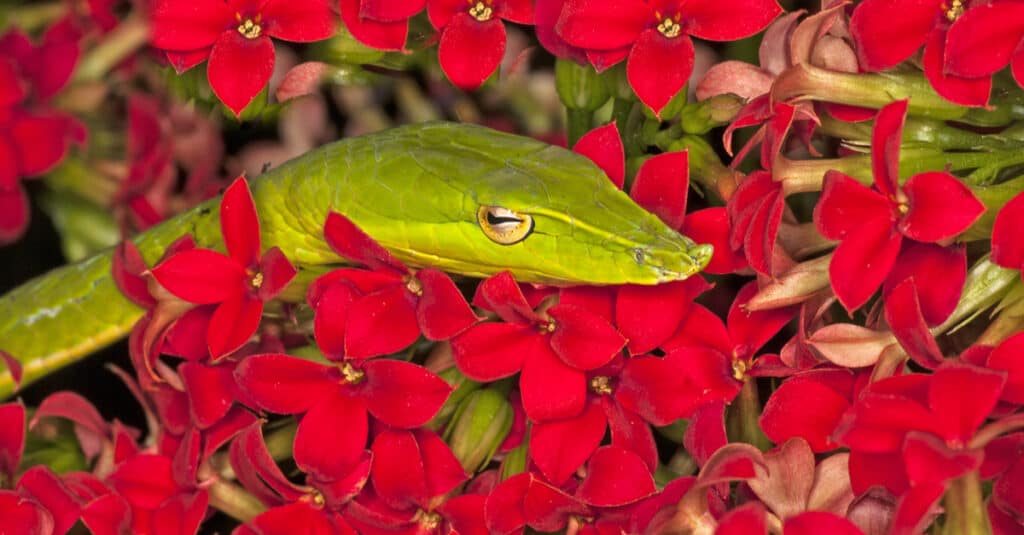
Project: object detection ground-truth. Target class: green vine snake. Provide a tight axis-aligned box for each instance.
[0,122,712,398]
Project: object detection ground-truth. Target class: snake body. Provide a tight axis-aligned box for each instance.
[0,122,711,397]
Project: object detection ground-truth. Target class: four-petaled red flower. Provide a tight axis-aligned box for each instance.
[308,212,479,360]
[151,176,297,359]
[813,100,985,312]
[427,0,535,90]
[340,0,425,51]
[556,0,782,115]
[150,0,336,116]
[944,4,1024,93]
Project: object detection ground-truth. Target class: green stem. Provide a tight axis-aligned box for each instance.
[940,471,992,535]
[73,16,150,82]
[565,108,592,149]
[1,3,66,33]
[727,379,772,451]
[207,479,268,523]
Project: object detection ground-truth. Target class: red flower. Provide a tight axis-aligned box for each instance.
[992,191,1024,279]
[151,177,297,359]
[150,0,336,115]
[834,361,1006,496]
[813,100,985,312]
[114,95,175,232]
[344,429,487,534]
[308,212,479,360]
[339,0,425,51]
[944,4,1024,92]
[427,0,534,90]
[484,471,589,533]
[451,271,626,422]
[849,0,991,106]
[0,24,85,244]
[556,0,781,115]
[235,354,451,479]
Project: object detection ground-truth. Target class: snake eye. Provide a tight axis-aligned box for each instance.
[477,205,534,245]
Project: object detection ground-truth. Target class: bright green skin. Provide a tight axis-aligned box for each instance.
[0,122,711,398]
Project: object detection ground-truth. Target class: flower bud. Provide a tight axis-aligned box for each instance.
[679,94,743,135]
[500,443,528,481]
[424,365,481,432]
[445,388,513,473]
[555,58,610,112]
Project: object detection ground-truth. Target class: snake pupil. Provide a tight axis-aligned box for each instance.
[478,205,534,245]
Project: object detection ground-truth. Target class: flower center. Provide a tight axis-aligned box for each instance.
[250,272,264,290]
[469,1,493,22]
[340,362,365,385]
[590,375,613,395]
[943,0,965,21]
[236,14,262,39]
[405,275,423,296]
[656,14,681,38]
[306,489,326,507]
[731,358,748,381]
[539,319,557,334]
[414,510,442,530]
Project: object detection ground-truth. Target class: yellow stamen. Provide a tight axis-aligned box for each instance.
[944,0,965,22]
[340,362,365,384]
[731,358,748,381]
[237,15,262,39]
[405,275,423,296]
[469,1,493,22]
[414,510,442,530]
[656,17,681,38]
[250,272,264,289]
[590,376,613,395]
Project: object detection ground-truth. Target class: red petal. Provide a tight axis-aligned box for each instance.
[0,492,53,534]
[696,442,762,485]
[992,191,1024,269]
[883,280,944,369]
[872,100,908,198]
[11,113,73,176]
[899,171,985,242]
[107,454,178,509]
[945,4,1024,78]
[630,150,689,229]
[362,0,426,21]
[520,346,587,422]
[548,304,625,370]
[80,493,131,535]
[903,432,982,485]
[208,32,274,117]
[340,0,409,51]
[361,359,452,427]
[684,208,747,274]
[150,0,232,50]
[439,494,488,535]
[230,422,307,504]
[179,362,235,429]
[783,511,864,535]
[627,30,693,117]
[439,15,505,90]
[760,377,850,452]
[0,403,25,481]
[988,333,1024,405]
[882,242,966,326]
[345,285,420,358]
[577,446,656,507]
[294,390,368,480]
[234,354,336,414]
[371,429,428,509]
[113,241,156,308]
[472,271,540,324]
[929,362,1005,443]
[415,268,479,340]
[814,170,890,241]
[717,502,768,535]
[208,294,263,359]
[416,429,468,498]
[313,281,357,360]
[890,482,944,535]
[727,281,794,355]
[522,477,589,532]
[0,187,29,245]
[529,401,606,485]
[151,249,246,304]
[451,323,534,381]
[573,123,625,189]
[603,397,658,472]
[497,0,534,24]
[684,401,728,466]
[923,29,991,107]
[261,0,336,42]
[683,0,782,41]
[848,0,936,71]
[828,218,902,313]
[220,176,261,267]
[616,277,707,354]
[242,502,340,535]
[0,58,25,108]
[555,0,651,50]
[152,491,208,535]
[257,247,297,300]
[323,211,406,274]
